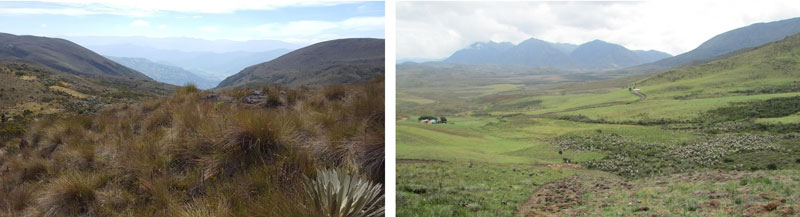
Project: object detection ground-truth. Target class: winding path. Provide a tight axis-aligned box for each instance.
[632,89,647,100]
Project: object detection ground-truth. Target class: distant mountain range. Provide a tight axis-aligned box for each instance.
[444,38,672,70]
[217,38,385,89]
[82,44,292,83]
[105,56,217,89]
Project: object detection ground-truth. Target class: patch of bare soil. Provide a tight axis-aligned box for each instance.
[516,175,630,217]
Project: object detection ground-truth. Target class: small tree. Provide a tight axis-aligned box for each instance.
[439,116,447,123]
[418,115,436,121]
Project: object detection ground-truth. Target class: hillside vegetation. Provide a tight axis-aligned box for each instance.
[0,79,385,217]
[0,61,172,119]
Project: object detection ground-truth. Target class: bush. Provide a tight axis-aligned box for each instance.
[177,83,199,95]
[0,122,25,139]
[767,163,778,170]
[418,115,436,121]
[265,93,282,108]
[707,96,800,121]
[304,169,384,217]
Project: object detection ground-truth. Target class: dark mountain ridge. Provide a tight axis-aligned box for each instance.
[652,17,800,68]
[216,38,385,89]
[0,33,150,80]
[604,17,800,78]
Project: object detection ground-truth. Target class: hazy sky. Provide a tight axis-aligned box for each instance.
[397,1,800,60]
[0,0,384,44]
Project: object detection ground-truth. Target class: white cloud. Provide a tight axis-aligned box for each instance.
[1,1,361,16]
[200,26,219,32]
[159,25,168,29]
[130,20,149,27]
[40,24,47,28]
[397,1,800,59]
[249,16,384,43]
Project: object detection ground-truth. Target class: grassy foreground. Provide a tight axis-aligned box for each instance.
[0,80,384,217]
[562,170,800,216]
[397,161,578,216]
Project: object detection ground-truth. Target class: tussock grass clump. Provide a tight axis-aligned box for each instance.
[0,183,36,213]
[0,78,385,216]
[32,172,104,217]
[324,85,347,101]
[143,108,172,131]
[207,110,297,178]
[5,156,49,183]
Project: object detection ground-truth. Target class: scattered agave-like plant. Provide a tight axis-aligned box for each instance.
[305,169,384,217]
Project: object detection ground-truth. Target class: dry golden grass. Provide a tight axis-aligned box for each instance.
[0,78,384,216]
[49,86,88,99]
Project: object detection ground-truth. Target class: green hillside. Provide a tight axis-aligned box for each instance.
[637,33,800,99]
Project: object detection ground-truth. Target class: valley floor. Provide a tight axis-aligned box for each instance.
[396,83,800,217]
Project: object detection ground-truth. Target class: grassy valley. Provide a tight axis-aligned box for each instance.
[396,33,800,216]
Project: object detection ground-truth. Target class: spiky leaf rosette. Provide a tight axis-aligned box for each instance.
[304,169,384,217]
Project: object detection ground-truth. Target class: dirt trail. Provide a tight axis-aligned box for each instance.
[398,116,408,122]
[515,175,630,217]
[632,89,647,100]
